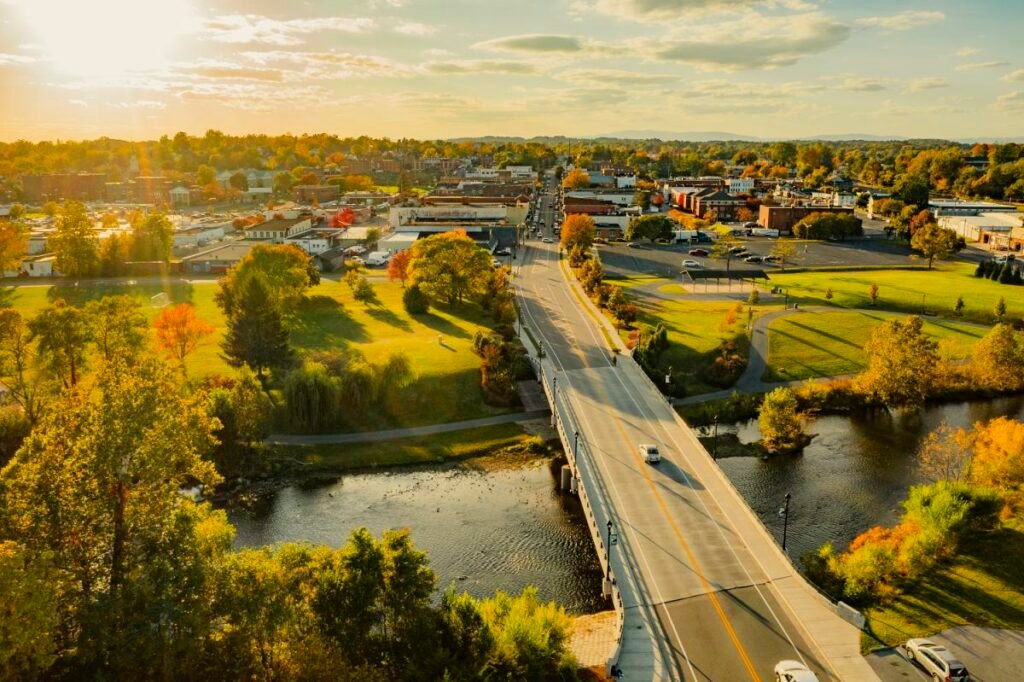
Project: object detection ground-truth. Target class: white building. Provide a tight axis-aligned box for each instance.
[939,211,1022,243]
[614,175,638,189]
[247,217,312,241]
[390,205,527,229]
[726,178,755,194]
[465,166,537,181]
[563,189,636,208]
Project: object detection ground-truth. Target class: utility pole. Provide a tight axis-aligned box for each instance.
[605,519,614,581]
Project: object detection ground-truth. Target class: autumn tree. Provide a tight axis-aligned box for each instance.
[969,416,1024,499]
[196,164,217,186]
[916,421,973,483]
[28,299,93,388]
[154,303,216,373]
[99,232,131,277]
[868,283,879,306]
[857,316,938,407]
[769,238,798,271]
[0,541,58,678]
[994,296,1007,323]
[560,214,596,253]
[365,227,382,249]
[354,277,378,306]
[408,230,492,308]
[911,223,962,269]
[0,220,28,274]
[710,232,740,272]
[758,387,805,453]
[51,200,99,277]
[229,170,249,191]
[971,324,1024,391]
[625,214,674,243]
[387,250,411,286]
[561,169,590,190]
[222,272,293,377]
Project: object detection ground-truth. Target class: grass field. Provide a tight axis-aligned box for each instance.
[768,263,1024,324]
[276,423,535,471]
[862,519,1024,651]
[765,310,989,382]
[628,295,782,395]
[0,276,508,430]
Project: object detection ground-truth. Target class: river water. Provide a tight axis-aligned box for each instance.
[712,395,1024,560]
[226,396,1024,612]
[226,459,607,614]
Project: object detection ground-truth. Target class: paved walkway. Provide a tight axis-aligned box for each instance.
[266,410,549,445]
[569,611,620,669]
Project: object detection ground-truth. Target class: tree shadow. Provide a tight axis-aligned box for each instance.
[0,287,17,308]
[415,312,473,339]
[366,305,412,332]
[43,280,197,308]
[289,294,370,346]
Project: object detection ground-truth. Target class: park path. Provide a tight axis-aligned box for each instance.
[266,409,550,445]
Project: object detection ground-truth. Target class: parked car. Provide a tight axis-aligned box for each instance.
[729,245,747,254]
[763,255,780,263]
[681,259,701,268]
[491,258,502,268]
[688,248,709,256]
[744,255,763,263]
[495,247,512,256]
[905,639,970,681]
[542,237,554,243]
[773,660,818,682]
[347,256,365,266]
[744,221,759,228]
[638,443,661,464]
[627,242,641,248]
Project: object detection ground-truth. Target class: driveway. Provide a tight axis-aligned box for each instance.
[867,626,1024,682]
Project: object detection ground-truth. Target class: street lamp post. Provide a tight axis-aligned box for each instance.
[781,492,792,551]
[605,519,613,581]
[665,365,673,386]
[712,414,719,461]
[574,430,580,459]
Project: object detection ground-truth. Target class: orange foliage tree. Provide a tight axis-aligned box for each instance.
[387,250,411,287]
[153,304,215,373]
[559,214,596,253]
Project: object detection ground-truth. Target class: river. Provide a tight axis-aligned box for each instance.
[711,395,1024,560]
[226,396,1024,612]
[225,458,606,614]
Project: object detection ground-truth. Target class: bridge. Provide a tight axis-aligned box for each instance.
[515,206,879,680]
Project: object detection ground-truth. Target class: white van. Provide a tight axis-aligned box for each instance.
[366,251,390,267]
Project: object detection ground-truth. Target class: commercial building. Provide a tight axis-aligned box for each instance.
[21,173,107,202]
[245,217,312,241]
[691,190,746,220]
[758,205,856,234]
[294,184,342,203]
[726,178,755,194]
[389,204,527,229]
[181,243,254,274]
[939,211,1022,245]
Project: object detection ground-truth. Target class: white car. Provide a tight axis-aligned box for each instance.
[542,237,554,244]
[773,660,819,682]
[638,444,661,464]
[905,639,971,681]
[681,259,701,268]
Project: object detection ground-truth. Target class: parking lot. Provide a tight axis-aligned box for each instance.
[866,627,1024,682]
[597,236,917,280]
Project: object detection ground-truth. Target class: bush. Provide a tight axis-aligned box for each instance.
[758,387,805,454]
[282,362,343,432]
[402,283,430,314]
[701,339,746,388]
[0,404,30,467]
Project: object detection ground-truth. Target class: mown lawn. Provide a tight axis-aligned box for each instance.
[768,263,1024,324]
[765,310,989,382]
[862,520,1024,652]
[0,277,508,430]
[276,423,534,471]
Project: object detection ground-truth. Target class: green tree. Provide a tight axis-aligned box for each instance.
[892,173,930,207]
[857,316,939,407]
[0,219,28,273]
[911,222,962,269]
[0,309,42,422]
[625,214,674,243]
[130,211,174,262]
[85,295,148,363]
[222,273,294,377]
[995,296,1007,322]
[0,541,58,678]
[42,201,59,218]
[216,243,315,314]
[710,232,740,273]
[409,231,492,308]
[196,164,217,186]
[28,299,93,388]
[365,227,382,249]
[954,295,965,316]
[402,282,429,314]
[354,277,378,306]
[0,357,227,677]
[229,170,249,191]
[758,387,805,453]
[52,201,99,277]
[769,238,799,270]
[99,232,131,277]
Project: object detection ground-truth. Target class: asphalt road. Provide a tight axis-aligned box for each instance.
[516,180,856,680]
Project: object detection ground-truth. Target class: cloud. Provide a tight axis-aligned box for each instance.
[174,60,284,82]
[995,91,1024,111]
[394,22,437,36]
[904,77,949,93]
[0,52,34,66]
[475,34,586,53]
[956,61,1010,72]
[1003,69,1024,83]
[956,47,979,57]
[203,14,375,45]
[557,68,680,86]
[570,0,815,22]
[854,10,944,31]
[240,51,414,79]
[424,60,539,75]
[109,100,167,110]
[837,77,886,92]
[649,14,850,70]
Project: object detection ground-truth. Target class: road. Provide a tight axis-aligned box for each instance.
[516,177,872,680]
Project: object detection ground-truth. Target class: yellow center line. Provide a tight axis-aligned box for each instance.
[606,415,763,682]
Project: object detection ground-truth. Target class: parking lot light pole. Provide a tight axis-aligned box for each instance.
[605,519,613,580]
[574,430,580,458]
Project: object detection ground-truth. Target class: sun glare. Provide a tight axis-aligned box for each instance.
[17,0,195,80]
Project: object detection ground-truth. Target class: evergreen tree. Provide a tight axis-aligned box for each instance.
[222,273,293,377]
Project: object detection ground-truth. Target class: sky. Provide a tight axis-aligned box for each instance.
[0,0,1022,142]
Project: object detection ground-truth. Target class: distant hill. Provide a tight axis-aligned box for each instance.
[595,130,758,142]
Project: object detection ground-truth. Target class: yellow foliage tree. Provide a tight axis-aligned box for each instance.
[561,169,590,190]
[559,214,596,253]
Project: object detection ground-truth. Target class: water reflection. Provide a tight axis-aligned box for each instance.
[224,460,606,614]
[715,396,1024,560]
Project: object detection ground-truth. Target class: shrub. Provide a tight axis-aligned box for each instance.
[701,339,746,388]
[282,362,343,432]
[0,404,30,467]
[402,283,430,314]
[758,387,805,453]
